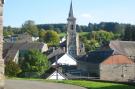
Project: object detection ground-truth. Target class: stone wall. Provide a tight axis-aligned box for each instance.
[0,0,4,88]
[100,64,135,82]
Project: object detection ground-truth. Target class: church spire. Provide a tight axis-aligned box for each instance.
[69,0,74,17]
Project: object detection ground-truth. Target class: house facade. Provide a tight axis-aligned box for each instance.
[78,41,135,82]
[101,41,135,81]
[77,50,113,77]
[100,55,135,82]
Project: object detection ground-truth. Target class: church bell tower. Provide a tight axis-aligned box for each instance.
[67,1,79,58]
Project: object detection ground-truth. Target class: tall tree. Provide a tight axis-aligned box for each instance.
[43,30,60,46]
[19,50,49,78]
[21,20,39,36]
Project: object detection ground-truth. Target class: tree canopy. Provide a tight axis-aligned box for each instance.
[19,50,49,78]
[21,20,39,36]
[43,30,60,46]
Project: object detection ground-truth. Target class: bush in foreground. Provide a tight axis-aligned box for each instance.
[5,60,21,77]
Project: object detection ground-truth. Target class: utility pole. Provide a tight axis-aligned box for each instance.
[55,55,58,80]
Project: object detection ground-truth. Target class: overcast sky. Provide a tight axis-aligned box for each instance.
[3,0,135,27]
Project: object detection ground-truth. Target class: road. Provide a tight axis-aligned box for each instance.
[5,79,86,89]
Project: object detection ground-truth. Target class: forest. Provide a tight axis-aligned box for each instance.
[3,20,135,52]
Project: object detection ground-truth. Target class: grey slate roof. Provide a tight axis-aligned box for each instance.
[78,50,113,64]
[3,42,45,61]
[110,41,135,57]
[44,48,65,64]
[47,48,65,59]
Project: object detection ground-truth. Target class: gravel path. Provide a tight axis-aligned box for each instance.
[5,79,86,89]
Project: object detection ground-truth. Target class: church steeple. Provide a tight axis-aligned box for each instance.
[66,1,79,58]
[69,1,74,18]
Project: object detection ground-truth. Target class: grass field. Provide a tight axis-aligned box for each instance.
[59,33,66,37]
[58,32,89,37]
[54,80,135,89]
[79,32,89,36]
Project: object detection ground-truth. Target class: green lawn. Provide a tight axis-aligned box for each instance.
[79,32,89,36]
[59,33,66,37]
[59,32,89,37]
[54,80,135,89]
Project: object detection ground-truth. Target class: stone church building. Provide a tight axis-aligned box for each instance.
[66,2,80,58]
[66,2,85,59]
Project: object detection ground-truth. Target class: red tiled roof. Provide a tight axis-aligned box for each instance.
[101,55,134,64]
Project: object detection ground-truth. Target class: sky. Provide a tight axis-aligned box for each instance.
[3,0,135,27]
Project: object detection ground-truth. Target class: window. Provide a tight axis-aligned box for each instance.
[70,24,74,30]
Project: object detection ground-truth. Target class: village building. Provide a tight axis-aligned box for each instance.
[60,36,66,43]
[3,42,48,63]
[100,55,135,82]
[78,41,135,82]
[66,2,80,58]
[47,70,67,80]
[57,1,85,59]
[3,0,135,82]
[44,2,81,80]
[52,53,77,66]
[4,33,39,43]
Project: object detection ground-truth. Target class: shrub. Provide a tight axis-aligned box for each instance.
[5,60,21,77]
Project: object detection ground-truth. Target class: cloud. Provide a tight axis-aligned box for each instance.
[81,13,91,19]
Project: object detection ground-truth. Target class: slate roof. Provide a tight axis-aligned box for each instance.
[3,42,46,61]
[41,67,56,78]
[78,50,113,64]
[110,41,135,57]
[4,42,45,51]
[47,48,65,59]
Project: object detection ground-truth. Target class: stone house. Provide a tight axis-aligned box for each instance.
[78,41,135,82]
[100,55,135,82]
[78,51,135,82]
[3,42,48,63]
[78,50,113,77]
[100,41,135,81]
